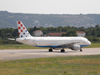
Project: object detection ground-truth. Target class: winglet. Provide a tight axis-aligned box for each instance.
[17,21,31,38]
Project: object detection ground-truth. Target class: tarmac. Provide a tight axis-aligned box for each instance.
[0,48,100,60]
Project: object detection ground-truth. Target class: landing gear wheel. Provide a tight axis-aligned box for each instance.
[49,49,53,52]
[80,49,82,52]
[61,49,65,52]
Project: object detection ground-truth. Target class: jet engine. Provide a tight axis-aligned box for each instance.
[71,44,80,50]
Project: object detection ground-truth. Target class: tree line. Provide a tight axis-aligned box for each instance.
[0,25,100,44]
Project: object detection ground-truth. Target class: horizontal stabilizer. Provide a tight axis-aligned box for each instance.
[8,38,15,40]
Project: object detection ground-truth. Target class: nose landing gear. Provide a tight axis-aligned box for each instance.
[80,48,82,52]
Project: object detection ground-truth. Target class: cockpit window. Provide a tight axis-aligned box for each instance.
[81,37,88,41]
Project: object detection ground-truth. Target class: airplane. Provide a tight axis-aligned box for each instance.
[9,21,91,52]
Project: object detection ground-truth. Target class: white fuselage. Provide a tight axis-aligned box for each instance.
[16,36,91,48]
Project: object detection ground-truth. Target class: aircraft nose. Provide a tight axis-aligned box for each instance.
[88,41,91,45]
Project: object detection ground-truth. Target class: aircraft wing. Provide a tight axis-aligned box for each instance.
[57,42,80,48]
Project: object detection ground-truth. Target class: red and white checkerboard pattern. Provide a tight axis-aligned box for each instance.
[17,21,31,38]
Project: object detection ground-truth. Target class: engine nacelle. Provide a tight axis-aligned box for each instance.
[71,44,80,50]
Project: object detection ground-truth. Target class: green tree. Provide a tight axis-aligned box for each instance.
[62,30,77,36]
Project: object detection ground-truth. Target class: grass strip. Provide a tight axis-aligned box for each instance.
[0,55,100,75]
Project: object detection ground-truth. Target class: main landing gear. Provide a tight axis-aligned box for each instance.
[61,49,65,52]
[80,48,82,52]
[48,48,65,52]
[49,48,53,52]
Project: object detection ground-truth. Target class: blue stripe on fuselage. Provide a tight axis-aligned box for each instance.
[35,45,90,48]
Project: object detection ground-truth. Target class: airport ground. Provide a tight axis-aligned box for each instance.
[0,43,100,60]
[0,53,100,75]
[0,48,100,60]
[0,44,100,75]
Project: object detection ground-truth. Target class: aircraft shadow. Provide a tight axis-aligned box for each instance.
[34,50,79,53]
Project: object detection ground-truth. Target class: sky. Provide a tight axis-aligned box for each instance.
[0,0,100,14]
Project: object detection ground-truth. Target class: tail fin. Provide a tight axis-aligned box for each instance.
[17,21,31,38]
